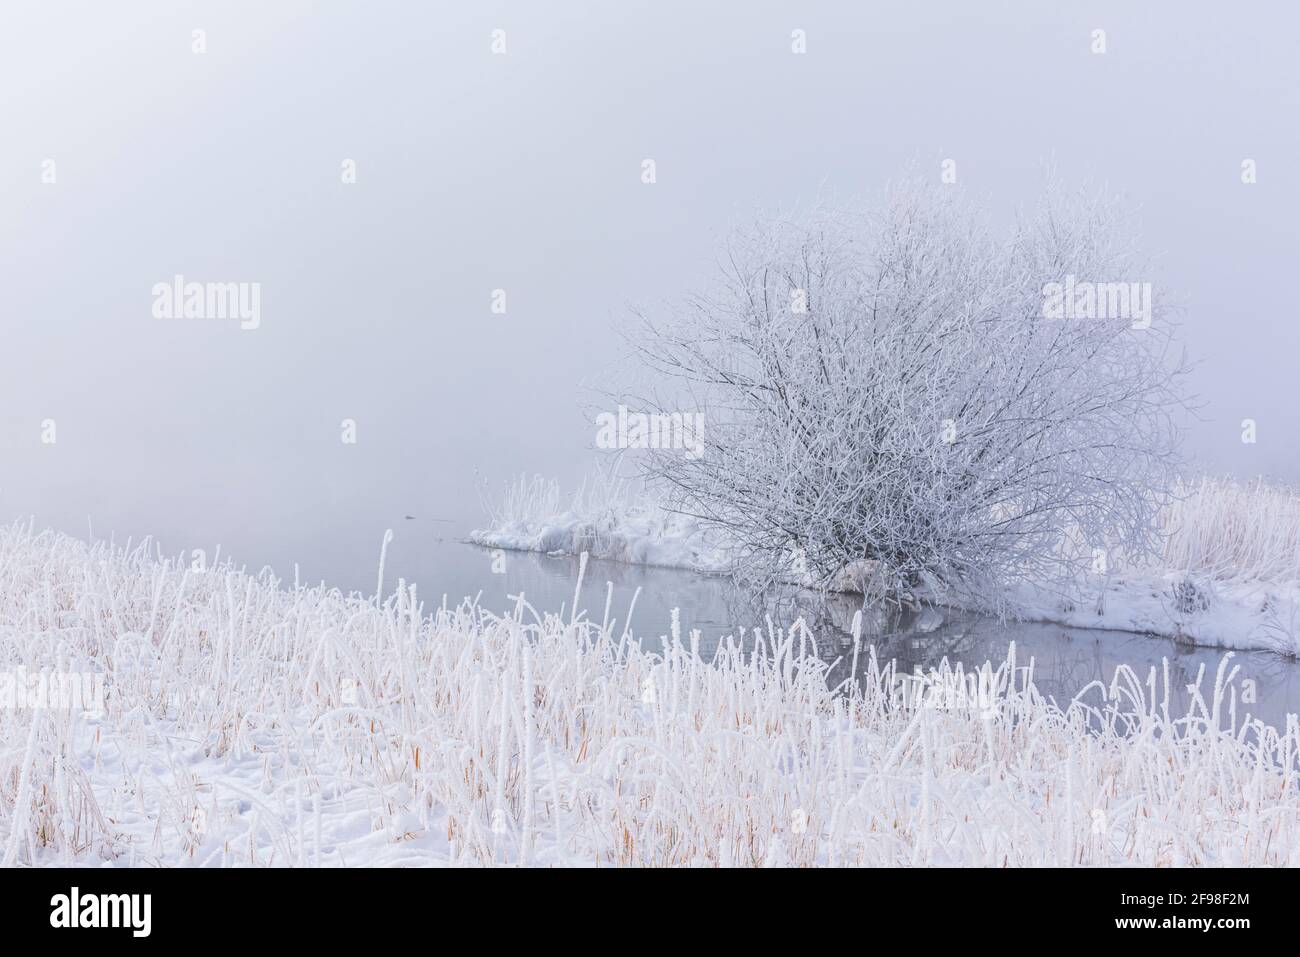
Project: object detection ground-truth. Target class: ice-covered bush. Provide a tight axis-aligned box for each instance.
[623,181,1188,605]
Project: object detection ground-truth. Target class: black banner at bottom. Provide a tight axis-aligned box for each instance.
[0,867,1272,942]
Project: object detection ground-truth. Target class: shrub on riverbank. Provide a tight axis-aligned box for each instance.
[473,473,1300,655]
[617,182,1188,605]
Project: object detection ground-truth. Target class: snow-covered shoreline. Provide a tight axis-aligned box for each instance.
[6,520,1300,866]
[470,477,1300,657]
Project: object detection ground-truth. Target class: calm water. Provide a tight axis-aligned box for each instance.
[315,523,1300,733]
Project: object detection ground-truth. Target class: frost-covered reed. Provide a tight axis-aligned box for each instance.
[1163,475,1300,582]
[2,521,1299,867]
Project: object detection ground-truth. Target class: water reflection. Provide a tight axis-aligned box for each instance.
[385,540,1300,733]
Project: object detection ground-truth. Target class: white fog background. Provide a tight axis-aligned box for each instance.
[2,0,1297,591]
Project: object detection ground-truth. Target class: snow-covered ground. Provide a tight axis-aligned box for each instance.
[471,475,1300,656]
[5,520,1300,867]
[473,498,731,575]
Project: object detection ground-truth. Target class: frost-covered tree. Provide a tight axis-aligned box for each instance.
[623,182,1188,606]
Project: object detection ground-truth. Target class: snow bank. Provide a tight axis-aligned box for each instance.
[471,476,1300,656]
[472,472,735,574]
[1000,574,1300,655]
[6,523,1294,867]
[471,503,733,575]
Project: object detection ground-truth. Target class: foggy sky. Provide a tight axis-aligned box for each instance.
[2,0,1297,582]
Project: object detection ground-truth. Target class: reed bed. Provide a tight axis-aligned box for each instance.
[1,521,1299,867]
[1163,475,1300,582]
